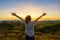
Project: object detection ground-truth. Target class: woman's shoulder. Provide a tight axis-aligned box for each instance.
[31,21,35,24]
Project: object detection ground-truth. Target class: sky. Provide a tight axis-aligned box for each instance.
[0,0,60,21]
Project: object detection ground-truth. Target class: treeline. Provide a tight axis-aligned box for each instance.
[35,20,60,35]
[0,20,60,33]
[0,20,24,29]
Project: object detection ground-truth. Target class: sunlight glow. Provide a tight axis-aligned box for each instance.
[0,3,60,20]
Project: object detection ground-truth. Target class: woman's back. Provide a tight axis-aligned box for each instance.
[25,22,35,37]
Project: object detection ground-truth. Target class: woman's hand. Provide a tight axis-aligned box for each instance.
[42,13,47,16]
[11,12,16,16]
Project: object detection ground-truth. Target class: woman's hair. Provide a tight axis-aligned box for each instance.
[25,15,31,24]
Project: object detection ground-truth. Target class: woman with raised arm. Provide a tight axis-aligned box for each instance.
[11,12,46,40]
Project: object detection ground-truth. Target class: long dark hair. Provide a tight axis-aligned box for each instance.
[25,15,31,24]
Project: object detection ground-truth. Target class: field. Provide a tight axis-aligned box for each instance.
[0,20,60,40]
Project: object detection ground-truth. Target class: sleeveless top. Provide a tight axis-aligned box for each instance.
[25,22,35,37]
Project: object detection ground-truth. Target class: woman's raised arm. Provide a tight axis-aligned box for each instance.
[11,12,25,23]
[33,13,47,23]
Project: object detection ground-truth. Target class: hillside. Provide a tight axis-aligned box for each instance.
[0,20,60,40]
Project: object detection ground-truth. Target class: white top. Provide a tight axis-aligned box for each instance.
[20,20,36,37]
[25,21,35,37]
[19,16,41,37]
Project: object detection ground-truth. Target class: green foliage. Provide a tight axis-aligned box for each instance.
[0,20,60,40]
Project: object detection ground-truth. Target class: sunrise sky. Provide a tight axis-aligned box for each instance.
[0,0,60,21]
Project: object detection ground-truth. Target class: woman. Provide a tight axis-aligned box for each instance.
[11,12,46,40]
